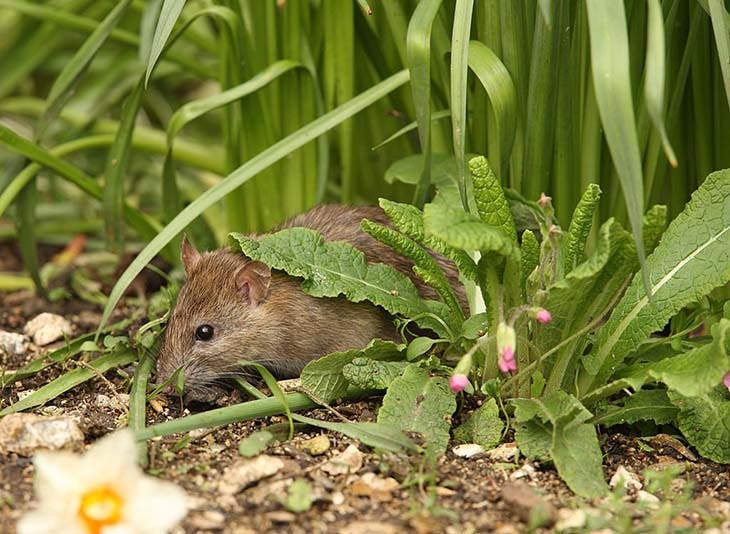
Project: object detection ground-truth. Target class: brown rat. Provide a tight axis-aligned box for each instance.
[156,204,466,400]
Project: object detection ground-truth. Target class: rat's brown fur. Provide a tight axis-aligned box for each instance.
[157,205,465,399]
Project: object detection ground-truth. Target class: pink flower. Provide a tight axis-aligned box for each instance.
[537,193,552,207]
[498,346,517,374]
[723,372,730,392]
[536,309,552,324]
[450,374,469,393]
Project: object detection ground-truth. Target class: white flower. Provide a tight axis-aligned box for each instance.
[18,429,188,534]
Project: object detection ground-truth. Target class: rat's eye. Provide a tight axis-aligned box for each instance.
[194,324,214,341]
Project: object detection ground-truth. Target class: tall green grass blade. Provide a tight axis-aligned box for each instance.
[38,0,132,137]
[451,0,475,211]
[538,0,552,27]
[708,0,730,110]
[97,70,411,333]
[645,0,677,167]
[586,0,649,295]
[371,110,451,151]
[144,0,185,86]
[407,0,443,207]
[103,76,145,254]
[138,0,162,63]
[129,351,154,466]
[467,41,517,177]
[15,181,43,294]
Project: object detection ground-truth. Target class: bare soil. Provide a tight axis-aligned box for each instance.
[0,247,728,533]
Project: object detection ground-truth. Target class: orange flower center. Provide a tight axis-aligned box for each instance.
[77,486,123,534]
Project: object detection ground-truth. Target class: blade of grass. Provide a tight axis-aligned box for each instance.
[144,0,185,86]
[371,110,451,150]
[129,350,154,466]
[37,0,133,137]
[97,70,411,334]
[708,0,730,110]
[586,0,649,295]
[451,0,475,211]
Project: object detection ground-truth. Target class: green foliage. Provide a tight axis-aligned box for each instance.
[342,358,410,391]
[453,398,503,449]
[669,385,730,464]
[593,389,678,428]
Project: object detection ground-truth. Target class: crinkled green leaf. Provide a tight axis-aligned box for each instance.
[378,365,456,458]
[231,229,451,335]
[520,229,539,296]
[453,398,503,449]
[361,219,464,319]
[423,203,518,261]
[469,156,517,241]
[593,389,678,427]
[564,183,601,273]
[669,386,730,464]
[342,358,409,390]
[642,204,667,256]
[619,319,730,397]
[284,479,313,513]
[378,198,478,282]
[238,430,276,458]
[300,339,405,403]
[460,312,488,340]
[582,170,730,391]
[512,391,608,498]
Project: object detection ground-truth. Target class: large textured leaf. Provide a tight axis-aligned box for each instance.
[581,170,730,392]
[342,358,409,391]
[300,340,405,403]
[378,365,456,458]
[513,391,608,498]
[423,203,518,260]
[231,229,450,335]
[669,386,730,464]
[619,319,730,398]
[469,156,517,241]
[563,183,601,273]
[453,398,504,449]
[593,389,678,427]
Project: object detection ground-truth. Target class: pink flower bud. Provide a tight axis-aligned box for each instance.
[450,374,469,393]
[537,193,552,207]
[724,372,730,392]
[498,347,517,374]
[536,309,552,324]
[496,322,517,375]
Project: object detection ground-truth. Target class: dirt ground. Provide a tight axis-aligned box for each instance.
[0,244,729,533]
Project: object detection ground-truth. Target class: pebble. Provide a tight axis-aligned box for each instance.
[555,508,587,530]
[321,444,364,475]
[501,481,556,527]
[218,455,285,495]
[0,330,27,356]
[343,521,399,534]
[24,313,73,346]
[349,472,400,501]
[510,463,536,481]
[0,413,84,455]
[636,490,660,508]
[188,510,225,530]
[609,465,642,491]
[487,442,517,462]
[452,443,485,458]
[298,434,331,456]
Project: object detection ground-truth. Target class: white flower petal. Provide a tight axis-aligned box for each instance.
[78,429,141,493]
[17,509,86,534]
[123,476,188,532]
[33,451,85,513]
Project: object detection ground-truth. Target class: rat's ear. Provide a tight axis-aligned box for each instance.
[235,261,271,308]
[181,235,201,275]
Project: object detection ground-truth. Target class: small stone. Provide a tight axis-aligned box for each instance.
[435,486,456,497]
[452,443,485,458]
[298,434,331,456]
[0,413,84,455]
[95,394,111,407]
[24,313,73,346]
[487,442,517,462]
[267,511,296,523]
[636,490,660,508]
[501,482,556,527]
[218,455,285,495]
[331,491,345,505]
[349,473,400,501]
[109,394,129,411]
[555,509,587,530]
[609,465,642,491]
[510,463,536,481]
[321,444,364,475]
[343,521,399,534]
[188,510,226,530]
[16,389,35,401]
[0,330,27,356]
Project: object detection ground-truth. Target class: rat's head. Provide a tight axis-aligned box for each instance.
[156,237,272,400]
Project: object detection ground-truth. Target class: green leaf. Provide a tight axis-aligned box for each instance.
[300,340,405,403]
[378,365,456,458]
[564,183,601,273]
[642,205,667,256]
[581,170,730,392]
[512,391,608,499]
[423,203,518,260]
[405,337,439,360]
[145,0,185,86]
[466,44,517,176]
[619,319,730,398]
[231,229,451,333]
[238,430,276,458]
[342,358,409,390]
[378,198,478,282]
[669,386,730,464]
[453,398,504,449]
[644,0,677,167]
[459,312,488,340]
[520,229,539,297]
[708,0,730,111]
[593,389,678,427]
[38,0,132,136]
[98,70,410,334]
[284,479,313,513]
[586,0,649,298]
[469,156,517,241]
